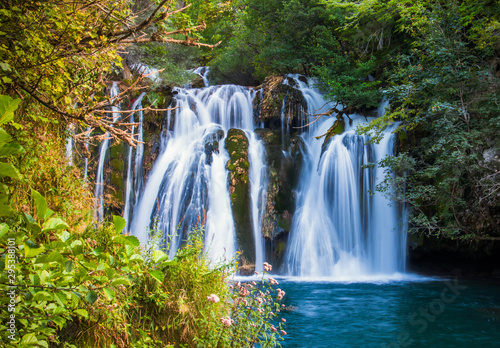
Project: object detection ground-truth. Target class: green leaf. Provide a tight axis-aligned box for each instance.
[22,212,41,235]
[20,333,38,345]
[54,291,68,306]
[110,277,130,287]
[129,254,144,262]
[32,189,50,220]
[103,288,115,301]
[33,291,53,302]
[92,246,104,256]
[43,217,69,231]
[64,260,74,272]
[37,340,49,348]
[113,235,140,247]
[113,215,126,233]
[0,128,12,146]
[24,241,44,258]
[35,251,63,263]
[0,95,21,126]
[125,235,140,247]
[105,268,115,279]
[0,223,8,238]
[0,142,24,157]
[0,62,11,71]
[74,309,89,319]
[85,290,98,304]
[51,316,66,329]
[30,273,41,286]
[149,270,164,283]
[151,250,168,263]
[59,230,71,242]
[0,162,21,179]
[52,306,67,315]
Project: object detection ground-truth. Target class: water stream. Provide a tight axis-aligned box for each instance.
[95,82,120,221]
[123,92,146,230]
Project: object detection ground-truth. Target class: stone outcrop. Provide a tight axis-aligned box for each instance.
[318,114,346,156]
[254,128,306,268]
[253,75,307,133]
[225,129,254,270]
[202,126,224,165]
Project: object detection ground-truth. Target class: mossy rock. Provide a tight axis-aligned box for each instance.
[257,131,302,240]
[225,129,254,267]
[257,75,307,131]
[319,115,346,156]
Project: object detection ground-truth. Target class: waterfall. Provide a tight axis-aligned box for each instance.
[193,66,210,87]
[247,131,268,273]
[130,85,268,264]
[83,127,90,182]
[117,72,405,275]
[94,82,120,221]
[123,92,146,230]
[284,76,407,278]
[65,123,74,165]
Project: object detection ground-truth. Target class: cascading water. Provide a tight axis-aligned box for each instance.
[123,92,146,230]
[193,66,210,87]
[65,123,74,165]
[285,76,407,278]
[130,84,268,264]
[246,131,268,272]
[94,82,120,221]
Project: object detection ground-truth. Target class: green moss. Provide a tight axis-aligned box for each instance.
[225,129,254,268]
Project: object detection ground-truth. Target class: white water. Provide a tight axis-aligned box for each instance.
[130,85,267,264]
[123,92,146,230]
[246,131,268,272]
[65,123,74,165]
[285,76,406,278]
[193,66,210,87]
[94,82,120,221]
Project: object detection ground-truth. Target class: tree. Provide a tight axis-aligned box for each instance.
[359,0,500,239]
[0,0,219,146]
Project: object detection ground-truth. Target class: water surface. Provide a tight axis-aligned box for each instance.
[279,277,500,347]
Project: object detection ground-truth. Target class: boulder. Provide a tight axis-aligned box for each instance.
[202,126,224,165]
[254,75,307,131]
[225,129,255,269]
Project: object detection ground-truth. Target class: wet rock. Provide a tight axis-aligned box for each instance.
[191,75,205,88]
[202,126,224,164]
[225,129,255,269]
[256,75,307,131]
[318,115,345,156]
[255,129,302,251]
